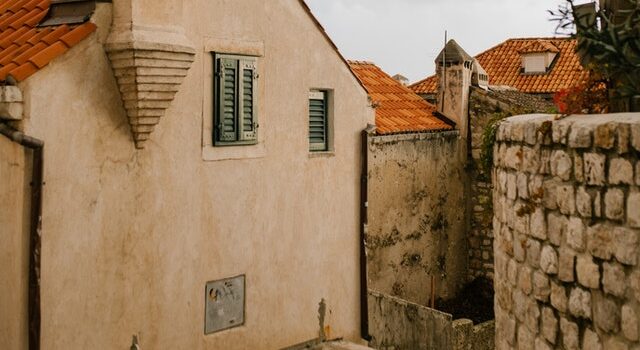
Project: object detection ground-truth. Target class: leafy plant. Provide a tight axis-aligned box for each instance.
[479,111,510,178]
[553,69,610,114]
[550,0,640,101]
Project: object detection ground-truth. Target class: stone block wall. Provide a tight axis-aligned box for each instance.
[493,114,640,349]
[468,90,500,280]
[468,88,554,280]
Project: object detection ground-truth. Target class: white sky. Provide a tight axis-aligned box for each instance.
[305,0,570,83]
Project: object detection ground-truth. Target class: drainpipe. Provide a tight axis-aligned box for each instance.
[359,124,375,341]
[0,123,44,350]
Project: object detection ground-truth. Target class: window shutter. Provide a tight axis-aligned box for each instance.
[240,59,257,141]
[217,58,238,142]
[309,90,327,151]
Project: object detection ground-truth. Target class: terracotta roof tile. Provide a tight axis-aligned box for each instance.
[22,0,41,11]
[59,22,95,47]
[12,41,46,64]
[40,24,70,44]
[30,40,67,67]
[349,61,452,135]
[7,61,37,81]
[0,0,95,82]
[517,39,559,54]
[0,26,26,47]
[26,27,51,44]
[0,62,17,78]
[410,38,588,95]
[35,0,49,11]
[0,44,23,65]
[8,0,29,13]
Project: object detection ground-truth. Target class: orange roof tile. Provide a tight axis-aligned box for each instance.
[517,39,559,54]
[349,61,452,135]
[0,0,96,82]
[410,38,588,95]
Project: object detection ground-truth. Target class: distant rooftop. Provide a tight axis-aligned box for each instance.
[411,37,587,95]
[348,60,452,135]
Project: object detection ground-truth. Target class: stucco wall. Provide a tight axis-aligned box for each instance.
[368,290,453,349]
[366,131,467,305]
[10,1,374,349]
[368,291,494,350]
[0,136,29,350]
[493,114,640,349]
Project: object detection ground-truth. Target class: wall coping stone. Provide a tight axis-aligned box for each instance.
[370,130,460,145]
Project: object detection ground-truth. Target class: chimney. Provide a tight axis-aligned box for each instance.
[435,39,474,140]
[392,74,409,86]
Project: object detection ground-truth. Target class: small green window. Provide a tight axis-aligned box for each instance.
[309,90,328,151]
[214,53,258,146]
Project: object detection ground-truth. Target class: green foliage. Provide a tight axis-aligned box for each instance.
[479,111,510,178]
[551,0,640,98]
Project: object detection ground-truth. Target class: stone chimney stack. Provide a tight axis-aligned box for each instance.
[106,0,195,149]
[435,39,473,140]
[392,74,409,86]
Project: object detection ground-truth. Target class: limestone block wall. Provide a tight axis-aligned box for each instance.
[468,88,555,280]
[467,90,501,280]
[493,114,640,349]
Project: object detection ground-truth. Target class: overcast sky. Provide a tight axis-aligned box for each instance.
[306,0,571,83]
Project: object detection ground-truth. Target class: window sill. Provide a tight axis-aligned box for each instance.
[308,151,335,159]
[202,142,266,162]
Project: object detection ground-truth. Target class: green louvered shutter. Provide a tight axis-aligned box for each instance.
[240,59,257,141]
[217,57,238,142]
[309,90,328,151]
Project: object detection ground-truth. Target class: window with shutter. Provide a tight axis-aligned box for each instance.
[213,54,258,146]
[309,90,328,152]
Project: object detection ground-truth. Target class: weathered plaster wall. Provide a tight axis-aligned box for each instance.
[436,65,472,140]
[451,318,495,350]
[0,136,29,350]
[493,114,640,349]
[368,291,494,350]
[367,131,467,305]
[368,290,453,349]
[11,1,374,349]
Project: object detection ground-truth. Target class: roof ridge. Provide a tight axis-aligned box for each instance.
[474,37,571,58]
[297,0,368,94]
[347,59,376,65]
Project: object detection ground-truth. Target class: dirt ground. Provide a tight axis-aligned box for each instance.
[436,277,494,324]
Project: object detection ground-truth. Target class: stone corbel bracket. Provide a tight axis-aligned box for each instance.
[106,28,195,149]
[0,86,23,120]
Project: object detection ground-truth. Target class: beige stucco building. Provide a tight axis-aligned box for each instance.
[0,0,374,349]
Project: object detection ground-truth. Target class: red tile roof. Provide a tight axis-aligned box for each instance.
[517,39,559,54]
[349,61,452,135]
[411,38,588,95]
[0,0,96,82]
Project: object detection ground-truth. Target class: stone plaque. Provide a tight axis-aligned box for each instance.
[205,275,245,334]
